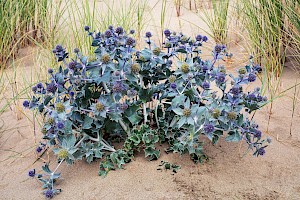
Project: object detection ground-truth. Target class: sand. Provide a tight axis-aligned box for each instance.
[1,1,300,199]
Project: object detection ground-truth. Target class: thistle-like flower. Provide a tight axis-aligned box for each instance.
[47,117,55,125]
[44,189,54,199]
[212,108,221,118]
[28,169,35,177]
[257,147,265,156]
[91,98,108,117]
[169,75,176,83]
[202,82,210,90]
[84,26,90,31]
[68,61,77,70]
[253,129,262,138]
[238,68,247,75]
[214,44,223,54]
[170,83,177,89]
[112,81,127,93]
[127,89,137,97]
[101,54,110,64]
[173,98,200,127]
[248,73,256,82]
[196,34,202,41]
[126,37,135,46]
[216,73,226,83]
[165,42,172,48]
[57,121,65,129]
[131,63,141,74]
[36,146,43,153]
[37,83,43,89]
[231,86,241,96]
[73,48,80,53]
[204,124,214,133]
[23,100,30,108]
[164,29,171,37]
[153,47,161,56]
[57,149,68,159]
[41,127,47,134]
[95,102,105,112]
[46,82,57,94]
[120,103,128,111]
[183,108,191,117]
[181,63,190,73]
[69,91,75,97]
[48,68,53,74]
[115,26,124,35]
[104,30,112,37]
[145,32,152,38]
[32,86,37,92]
[55,45,64,52]
[227,111,237,120]
[55,103,65,113]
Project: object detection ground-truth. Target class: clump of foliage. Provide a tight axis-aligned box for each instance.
[24,25,270,198]
[157,161,181,174]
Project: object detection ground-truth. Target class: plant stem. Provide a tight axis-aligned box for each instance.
[155,100,160,129]
[52,159,64,174]
[118,119,130,136]
[143,103,147,125]
[102,82,110,93]
[88,133,116,152]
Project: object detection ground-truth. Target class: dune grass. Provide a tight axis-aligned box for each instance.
[0,0,49,67]
[196,0,230,45]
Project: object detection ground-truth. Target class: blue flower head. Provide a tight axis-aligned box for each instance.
[258,147,266,156]
[73,48,80,53]
[68,61,77,70]
[84,26,90,31]
[44,189,54,199]
[108,25,114,30]
[164,29,171,37]
[36,83,43,89]
[46,82,57,94]
[202,82,210,90]
[196,34,202,41]
[104,30,112,37]
[36,146,43,153]
[126,37,135,46]
[248,73,256,82]
[145,32,152,38]
[57,122,65,129]
[120,103,128,111]
[69,91,75,97]
[32,86,37,92]
[28,169,35,177]
[214,44,225,54]
[204,124,214,133]
[115,26,124,35]
[23,100,30,108]
[55,45,63,52]
[216,73,225,83]
[231,86,241,96]
[48,69,53,74]
[253,129,262,138]
[112,81,127,93]
[170,83,177,89]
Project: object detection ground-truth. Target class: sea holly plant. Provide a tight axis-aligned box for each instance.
[24,25,270,198]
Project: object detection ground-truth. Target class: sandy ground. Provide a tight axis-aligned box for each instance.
[1,1,300,199]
